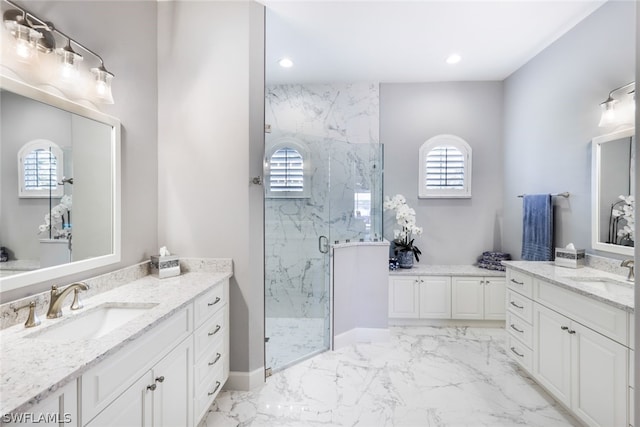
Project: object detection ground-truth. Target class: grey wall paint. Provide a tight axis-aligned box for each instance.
[380,82,504,264]
[2,1,158,301]
[157,1,265,375]
[502,0,635,260]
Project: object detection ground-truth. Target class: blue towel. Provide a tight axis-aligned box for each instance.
[521,194,554,261]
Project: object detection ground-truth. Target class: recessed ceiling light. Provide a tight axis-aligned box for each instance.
[278,57,294,68]
[446,54,461,65]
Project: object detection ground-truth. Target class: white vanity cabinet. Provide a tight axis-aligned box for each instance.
[3,381,78,427]
[505,266,631,427]
[389,273,505,321]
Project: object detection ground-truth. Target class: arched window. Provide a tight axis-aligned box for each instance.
[265,139,309,198]
[419,134,472,198]
[18,139,64,198]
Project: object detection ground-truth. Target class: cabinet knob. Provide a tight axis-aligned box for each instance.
[208,297,221,307]
[155,376,165,383]
[208,325,222,336]
[147,384,157,391]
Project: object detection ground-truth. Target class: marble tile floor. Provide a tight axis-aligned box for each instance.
[265,317,328,372]
[200,326,580,427]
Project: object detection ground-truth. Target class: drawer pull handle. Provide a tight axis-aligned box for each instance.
[208,381,221,396]
[510,279,524,285]
[155,376,165,383]
[560,326,569,331]
[510,347,525,358]
[208,325,222,336]
[509,301,524,309]
[208,353,222,366]
[510,324,524,333]
[147,384,157,391]
[208,297,221,307]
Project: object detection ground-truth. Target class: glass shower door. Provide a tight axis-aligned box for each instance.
[264,132,332,373]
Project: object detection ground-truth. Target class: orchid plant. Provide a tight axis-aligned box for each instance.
[38,194,72,239]
[383,194,423,261]
[613,194,634,243]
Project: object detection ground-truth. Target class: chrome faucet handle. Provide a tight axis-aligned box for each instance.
[70,288,84,310]
[16,301,41,328]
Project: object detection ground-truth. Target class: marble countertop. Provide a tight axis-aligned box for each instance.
[0,271,232,417]
[503,261,634,313]
[390,264,506,277]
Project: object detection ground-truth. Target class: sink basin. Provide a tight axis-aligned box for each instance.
[565,276,632,292]
[29,303,157,341]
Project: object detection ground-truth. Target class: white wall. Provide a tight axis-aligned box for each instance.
[1,1,159,301]
[380,82,504,264]
[502,0,636,260]
[157,1,265,378]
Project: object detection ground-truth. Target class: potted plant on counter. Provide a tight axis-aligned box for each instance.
[384,194,422,268]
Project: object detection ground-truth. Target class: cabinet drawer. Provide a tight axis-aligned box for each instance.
[194,308,226,361]
[82,306,192,423]
[194,332,226,393]
[506,269,533,298]
[630,314,635,350]
[507,335,532,372]
[194,280,227,327]
[535,279,628,346]
[507,311,533,348]
[506,289,533,323]
[631,349,635,389]
[194,363,226,423]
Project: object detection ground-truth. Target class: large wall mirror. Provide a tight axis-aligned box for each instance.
[0,75,121,294]
[592,127,635,256]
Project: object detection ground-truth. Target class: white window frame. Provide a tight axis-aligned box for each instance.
[265,138,310,199]
[18,139,64,198]
[418,134,472,199]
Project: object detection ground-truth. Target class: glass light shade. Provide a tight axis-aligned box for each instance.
[4,19,41,62]
[56,44,82,79]
[598,99,617,127]
[91,66,114,104]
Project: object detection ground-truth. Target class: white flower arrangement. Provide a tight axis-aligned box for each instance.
[383,194,423,261]
[612,194,634,243]
[39,194,72,239]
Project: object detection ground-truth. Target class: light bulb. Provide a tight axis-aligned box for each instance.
[56,43,82,79]
[91,65,114,104]
[598,99,617,127]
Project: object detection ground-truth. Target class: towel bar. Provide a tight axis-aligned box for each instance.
[517,192,570,198]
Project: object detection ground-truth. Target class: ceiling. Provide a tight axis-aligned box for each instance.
[263,0,607,84]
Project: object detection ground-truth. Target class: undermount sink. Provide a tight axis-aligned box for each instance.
[29,303,157,341]
[565,276,632,291]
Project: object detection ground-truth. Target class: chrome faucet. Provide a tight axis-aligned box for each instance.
[621,259,635,281]
[46,282,89,318]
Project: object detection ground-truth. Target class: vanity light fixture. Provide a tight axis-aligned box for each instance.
[1,0,115,104]
[598,81,635,128]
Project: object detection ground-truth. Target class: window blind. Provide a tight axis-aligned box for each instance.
[270,148,304,192]
[425,146,464,189]
[23,149,58,191]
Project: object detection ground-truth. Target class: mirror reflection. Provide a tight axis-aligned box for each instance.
[0,80,118,288]
[592,127,635,256]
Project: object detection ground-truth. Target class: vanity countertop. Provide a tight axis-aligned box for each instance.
[503,261,634,313]
[0,270,232,418]
[390,264,506,277]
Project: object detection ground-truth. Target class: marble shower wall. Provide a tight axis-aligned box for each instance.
[265,84,381,319]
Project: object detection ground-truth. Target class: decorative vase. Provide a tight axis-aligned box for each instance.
[397,250,414,269]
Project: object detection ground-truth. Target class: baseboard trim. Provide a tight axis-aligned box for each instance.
[334,327,390,350]
[224,367,265,391]
[388,318,505,328]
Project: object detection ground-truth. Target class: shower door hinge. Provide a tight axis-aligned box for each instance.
[265,367,273,378]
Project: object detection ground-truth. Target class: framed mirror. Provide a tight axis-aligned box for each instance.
[0,75,121,294]
[591,127,635,256]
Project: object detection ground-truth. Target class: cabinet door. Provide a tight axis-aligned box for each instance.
[451,277,483,319]
[85,373,152,427]
[419,276,451,319]
[152,337,194,427]
[533,303,572,406]
[4,381,77,427]
[571,322,628,427]
[388,276,419,318]
[484,277,506,320]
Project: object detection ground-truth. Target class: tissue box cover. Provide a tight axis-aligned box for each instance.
[150,255,180,278]
[554,248,585,268]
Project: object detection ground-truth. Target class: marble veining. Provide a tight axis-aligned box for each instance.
[0,264,232,417]
[201,326,579,427]
[503,261,634,312]
[390,264,506,277]
[265,317,327,373]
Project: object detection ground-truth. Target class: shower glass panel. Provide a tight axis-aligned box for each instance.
[264,131,382,373]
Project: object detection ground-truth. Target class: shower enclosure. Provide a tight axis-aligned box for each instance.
[264,131,383,372]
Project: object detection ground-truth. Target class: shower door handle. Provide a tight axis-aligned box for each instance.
[318,235,329,254]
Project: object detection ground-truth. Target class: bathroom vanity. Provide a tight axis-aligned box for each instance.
[0,264,231,427]
[504,261,634,427]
